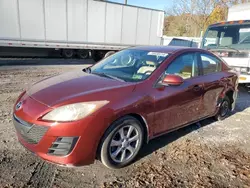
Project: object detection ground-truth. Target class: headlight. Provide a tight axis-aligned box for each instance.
[42,101,109,122]
[240,67,248,73]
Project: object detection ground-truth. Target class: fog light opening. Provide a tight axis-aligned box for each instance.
[48,137,79,156]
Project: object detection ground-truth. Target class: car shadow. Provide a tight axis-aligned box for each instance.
[137,119,209,160]
[137,88,250,162]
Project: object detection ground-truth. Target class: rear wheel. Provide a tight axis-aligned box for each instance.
[215,96,231,121]
[77,49,89,59]
[92,50,105,62]
[61,49,75,58]
[99,116,144,169]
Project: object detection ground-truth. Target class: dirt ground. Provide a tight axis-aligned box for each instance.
[0,61,250,188]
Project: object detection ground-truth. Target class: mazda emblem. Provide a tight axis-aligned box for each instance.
[16,101,22,111]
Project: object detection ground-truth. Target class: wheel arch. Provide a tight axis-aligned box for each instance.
[126,113,150,144]
[95,113,150,159]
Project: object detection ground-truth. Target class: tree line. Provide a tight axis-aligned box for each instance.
[164,0,250,37]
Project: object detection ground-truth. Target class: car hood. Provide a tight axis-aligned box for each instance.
[27,70,134,107]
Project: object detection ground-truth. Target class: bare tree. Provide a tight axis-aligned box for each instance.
[169,0,219,31]
[165,0,250,36]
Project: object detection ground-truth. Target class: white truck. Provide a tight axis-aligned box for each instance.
[0,0,164,61]
[201,3,250,92]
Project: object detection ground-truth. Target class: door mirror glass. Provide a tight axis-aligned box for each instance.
[162,74,184,86]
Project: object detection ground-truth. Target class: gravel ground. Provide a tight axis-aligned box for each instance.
[0,61,250,188]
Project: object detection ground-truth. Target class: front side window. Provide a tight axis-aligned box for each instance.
[200,53,222,75]
[90,49,169,82]
[165,53,199,79]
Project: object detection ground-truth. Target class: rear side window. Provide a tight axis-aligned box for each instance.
[200,53,222,75]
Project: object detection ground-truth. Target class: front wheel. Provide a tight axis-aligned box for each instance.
[99,116,144,169]
[215,96,231,121]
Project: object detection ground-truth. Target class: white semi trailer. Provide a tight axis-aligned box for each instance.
[0,0,164,61]
[201,3,250,92]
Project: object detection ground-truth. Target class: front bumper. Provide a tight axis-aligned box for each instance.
[13,114,98,166]
[12,94,111,166]
[238,74,250,83]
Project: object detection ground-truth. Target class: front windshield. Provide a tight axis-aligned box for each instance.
[202,24,250,50]
[90,49,169,82]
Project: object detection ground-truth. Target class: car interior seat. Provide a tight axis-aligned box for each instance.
[137,55,157,74]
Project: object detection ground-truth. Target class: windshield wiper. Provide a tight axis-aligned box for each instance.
[83,68,125,82]
[92,72,125,82]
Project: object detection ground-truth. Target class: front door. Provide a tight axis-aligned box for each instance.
[152,52,204,136]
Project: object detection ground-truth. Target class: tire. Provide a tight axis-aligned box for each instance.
[77,49,89,59]
[61,49,75,58]
[99,116,144,169]
[104,51,115,58]
[215,96,232,121]
[92,50,107,62]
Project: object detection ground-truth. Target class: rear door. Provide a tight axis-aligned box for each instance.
[198,52,227,116]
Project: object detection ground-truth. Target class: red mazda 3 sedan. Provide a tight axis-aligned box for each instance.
[13,46,238,169]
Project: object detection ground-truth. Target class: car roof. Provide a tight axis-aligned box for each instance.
[130,45,195,53]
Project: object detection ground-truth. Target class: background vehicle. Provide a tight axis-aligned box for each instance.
[201,3,250,92]
[163,36,199,47]
[0,0,164,61]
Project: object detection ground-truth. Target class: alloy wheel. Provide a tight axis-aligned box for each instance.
[109,125,140,163]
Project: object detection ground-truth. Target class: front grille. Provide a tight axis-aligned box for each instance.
[13,114,48,144]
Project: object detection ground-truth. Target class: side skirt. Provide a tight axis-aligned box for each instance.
[149,115,214,141]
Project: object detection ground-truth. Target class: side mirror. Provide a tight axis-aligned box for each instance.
[162,74,184,86]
